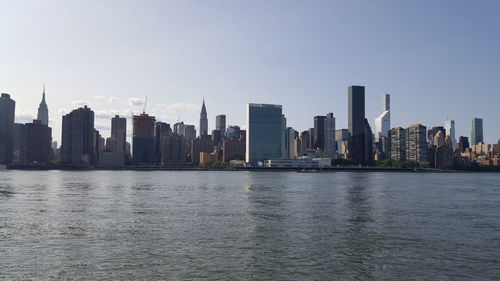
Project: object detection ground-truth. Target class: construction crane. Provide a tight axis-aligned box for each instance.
[143,95,148,113]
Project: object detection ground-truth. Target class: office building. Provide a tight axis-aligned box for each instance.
[223,138,245,162]
[336,129,349,158]
[0,93,15,165]
[347,86,372,164]
[184,125,196,140]
[100,116,127,166]
[390,127,406,161]
[226,125,241,140]
[199,99,208,136]
[286,127,298,159]
[37,85,49,126]
[324,113,336,159]
[470,118,483,145]
[374,94,390,143]
[13,123,24,162]
[61,106,97,165]
[246,103,284,164]
[300,130,311,154]
[457,136,470,153]
[160,133,187,165]
[406,124,428,164]
[313,116,326,150]
[428,126,446,146]
[111,115,127,165]
[20,120,52,165]
[174,122,185,136]
[212,130,222,146]
[155,122,171,164]
[191,135,214,165]
[444,119,456,149]
[216,115,226,135]
[132,113,155,164]
[308,128,315,150]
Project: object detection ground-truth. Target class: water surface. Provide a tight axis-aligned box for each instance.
[1,171,499,280]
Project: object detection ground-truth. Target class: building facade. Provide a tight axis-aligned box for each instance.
[0,93,15,165]
[61,106,97,165]
[132,113,155,164]
[470,118,483,145]
[390,127,406,161]
[246,103,284,164]
[313,116,326,151]
[20,120,52,165]
[406,124,428,164]
[216,115,226,135]
[37,85,49,126]
[160,133,187,165]
[324,113,336,159]
[347,86,372,164]
[374,94,390,143]
[199,99,208,136]
[444,119,456,149]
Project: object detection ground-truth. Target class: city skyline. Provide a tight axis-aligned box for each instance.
[1,1,499,143]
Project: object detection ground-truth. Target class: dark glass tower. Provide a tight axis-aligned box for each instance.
[155,121,171,164]
[60,106,97,165]
[0,93,15,165]
[470,118,483,145]
[313,116,326,151]
[348,86,371,164]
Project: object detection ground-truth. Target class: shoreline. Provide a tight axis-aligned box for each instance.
[4,165,499,173]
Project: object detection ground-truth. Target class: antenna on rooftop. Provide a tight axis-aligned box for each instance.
[143,95,148,113]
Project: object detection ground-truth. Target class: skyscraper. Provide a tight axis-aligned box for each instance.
[155,121,171,164]
[20,120,52,165]
[444,119,456,149]
[216,115,226,134]
[160,133,187,166]
[428,126,446,146]
[390,127,406,161]
[246,103,284,164]
[470,118,483,145]
[199,99,208,136]
[286,127,298,159]
[324,113,336,159]
[313,116,326,151]
[60,106,97,165]
[347,86,372,164]
[132,113,155,164]
[457,136,470,153]
[112,115,127,154]
[37,84,49,126]
[0,93,15,165]
[374,94,390,142]
[406,124,428,164]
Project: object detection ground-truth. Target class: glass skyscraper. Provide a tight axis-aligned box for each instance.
[470,118,483,145]
[246,103,284,165]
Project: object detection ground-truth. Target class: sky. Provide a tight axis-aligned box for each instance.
[1,0,499,144]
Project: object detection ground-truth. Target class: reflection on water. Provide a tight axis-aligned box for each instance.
[0,170,499,280]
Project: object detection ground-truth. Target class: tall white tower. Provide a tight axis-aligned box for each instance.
[444,119,457,149]
[374,94,390,142]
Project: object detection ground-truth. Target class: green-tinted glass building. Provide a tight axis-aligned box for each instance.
[246,103,285,165]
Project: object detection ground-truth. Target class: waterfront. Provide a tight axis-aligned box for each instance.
[1,171,499,280]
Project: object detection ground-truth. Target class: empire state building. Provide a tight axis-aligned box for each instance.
[37,85,49,126]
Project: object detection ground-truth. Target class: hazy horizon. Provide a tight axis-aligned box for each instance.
[1,0,499,144]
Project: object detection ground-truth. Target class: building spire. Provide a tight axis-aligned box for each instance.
[42,83,46,103]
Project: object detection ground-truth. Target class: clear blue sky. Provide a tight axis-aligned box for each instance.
[1,0,499,144]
